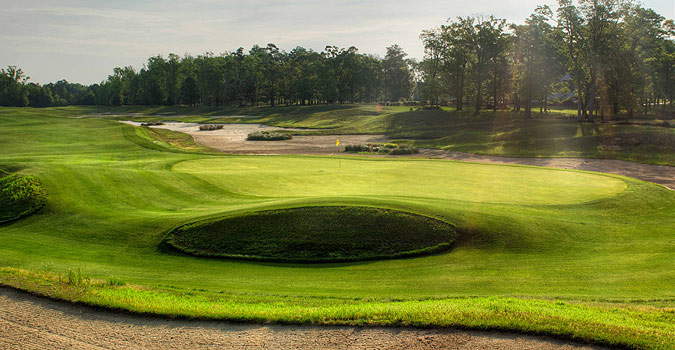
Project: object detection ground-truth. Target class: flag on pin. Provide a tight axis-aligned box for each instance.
[336,138,340,146]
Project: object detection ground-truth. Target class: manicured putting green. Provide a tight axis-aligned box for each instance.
[173,157,627,205]
[165,206,456,262]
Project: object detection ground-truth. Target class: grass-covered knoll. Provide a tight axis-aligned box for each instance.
[166,206,455,262]
[0,172,46,223]
[0,107,674,348]
[125,124,217,154]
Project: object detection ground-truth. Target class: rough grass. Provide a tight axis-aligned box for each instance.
[166,206,456,262]
[0,107,674,348]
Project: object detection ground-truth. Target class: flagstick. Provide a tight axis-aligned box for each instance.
[337,138,341,168]
[337,145,341,168]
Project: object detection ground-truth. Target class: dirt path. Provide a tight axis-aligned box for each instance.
[125,121,673,189]
[0,287,607,350]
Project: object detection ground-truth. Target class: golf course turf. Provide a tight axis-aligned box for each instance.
[0,106,674,349]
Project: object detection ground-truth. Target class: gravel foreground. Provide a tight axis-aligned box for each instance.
[0,287,609,350]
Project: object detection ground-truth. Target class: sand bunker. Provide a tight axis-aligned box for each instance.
[121,121,387,155]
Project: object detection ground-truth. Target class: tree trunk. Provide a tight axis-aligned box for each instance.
[525,97,532,118]
[587,72,596,122]
[475,79,482,115]
[493,66,498,112]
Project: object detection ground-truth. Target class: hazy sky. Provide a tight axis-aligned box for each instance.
[2,0,673,85]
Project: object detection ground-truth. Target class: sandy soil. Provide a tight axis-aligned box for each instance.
[0,287,608,350]
[124,121,674,189]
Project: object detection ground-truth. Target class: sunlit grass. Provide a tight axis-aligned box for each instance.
[0,106,674,348]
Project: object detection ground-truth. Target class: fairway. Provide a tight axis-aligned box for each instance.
[1,108,674,348]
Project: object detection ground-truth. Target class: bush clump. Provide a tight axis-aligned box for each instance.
[140,121,164,127]
[247,131,293,141]
[0,174,47,223]
[344,144,370,152]
[199,124,224,131]
[344,143,419,155]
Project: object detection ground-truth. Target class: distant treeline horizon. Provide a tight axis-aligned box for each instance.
[1,0,673,119]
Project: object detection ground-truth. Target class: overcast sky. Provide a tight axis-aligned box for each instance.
[2,0,673,85]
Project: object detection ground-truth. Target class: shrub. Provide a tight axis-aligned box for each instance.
[246,131,292,141]
[140,121,164,127]
[199,124,224,131]
[344,144,369,152]
[344,143,419,155]
[0,174,47,223]
[391,146,419,155]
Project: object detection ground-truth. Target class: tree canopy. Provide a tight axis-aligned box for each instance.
[1,0,673,119]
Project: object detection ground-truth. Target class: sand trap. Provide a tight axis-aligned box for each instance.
[121,121,388,155]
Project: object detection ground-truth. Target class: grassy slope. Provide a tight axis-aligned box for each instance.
[0,107,674,348]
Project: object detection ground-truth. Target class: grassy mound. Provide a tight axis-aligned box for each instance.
[166,206,456,262]
[247,131,293,141]
[0,173,46,223]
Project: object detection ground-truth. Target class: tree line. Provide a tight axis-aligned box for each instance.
[1,0,673,120]
[419,0,675,119]
[1,44,414,109]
